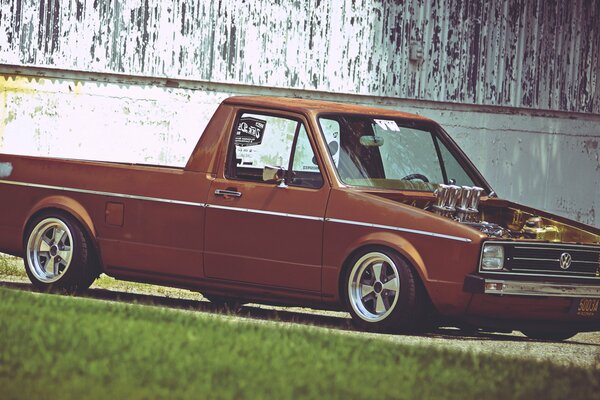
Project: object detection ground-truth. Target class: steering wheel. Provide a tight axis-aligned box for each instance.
[401,173,430,182]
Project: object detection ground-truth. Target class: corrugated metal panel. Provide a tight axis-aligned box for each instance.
[0,0,598,113]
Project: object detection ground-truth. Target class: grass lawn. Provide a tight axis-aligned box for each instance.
[0,286,598,400]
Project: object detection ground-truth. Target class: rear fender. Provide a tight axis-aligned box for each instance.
[23,195,99,261]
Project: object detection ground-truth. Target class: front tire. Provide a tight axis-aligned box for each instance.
[24,212,99,292]
[344,247,421,333]
[521,329,578,341]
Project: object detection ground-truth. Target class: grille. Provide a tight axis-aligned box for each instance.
[505,243,600,279]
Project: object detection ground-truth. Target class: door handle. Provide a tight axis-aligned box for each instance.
[214,189,242,198]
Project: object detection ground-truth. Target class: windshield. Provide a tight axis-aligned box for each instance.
[318,115,476,191]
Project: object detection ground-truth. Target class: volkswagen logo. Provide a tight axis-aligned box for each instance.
[559,253,572,270]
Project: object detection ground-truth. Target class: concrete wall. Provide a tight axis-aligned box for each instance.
[1,66,598,228]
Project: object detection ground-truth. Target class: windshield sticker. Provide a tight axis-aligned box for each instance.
[374,119,400,132]
[235,117,267,147]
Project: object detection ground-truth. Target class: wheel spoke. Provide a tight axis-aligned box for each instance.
[45,257,55,275]
[382,277,399,292]
[53,228,66,245]
[39,241,51,252]
[375,295,386,313]
[360,284,374,299]
[372,263,383,282]
[58,250,71,264]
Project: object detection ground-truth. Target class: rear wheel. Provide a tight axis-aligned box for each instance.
[24,212,99,292]
[521,329,578,341]
[345,247,421,333]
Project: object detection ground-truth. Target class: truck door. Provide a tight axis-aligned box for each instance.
[204,110,328,292]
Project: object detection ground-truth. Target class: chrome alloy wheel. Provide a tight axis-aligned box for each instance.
[348,252,401,322]
[26,218,74,283]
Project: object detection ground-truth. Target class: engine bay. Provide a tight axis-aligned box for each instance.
[428,184,600,244]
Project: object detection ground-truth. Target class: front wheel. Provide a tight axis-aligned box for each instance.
[24,212,99,293]
[345,248,421,333]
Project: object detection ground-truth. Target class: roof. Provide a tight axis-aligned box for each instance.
[223,96,432,121]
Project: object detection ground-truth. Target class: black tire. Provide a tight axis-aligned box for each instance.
[343,246,422,333]
[521,329,578,341]
[23,211,99,293]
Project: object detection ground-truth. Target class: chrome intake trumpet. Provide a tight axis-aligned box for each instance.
[433,184,462,218]
[456,186,484,222]
[433,184,484,221]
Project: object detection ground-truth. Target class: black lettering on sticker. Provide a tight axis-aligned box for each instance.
[235,117,267,147]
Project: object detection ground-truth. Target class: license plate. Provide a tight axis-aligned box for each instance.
[570,298,600,317]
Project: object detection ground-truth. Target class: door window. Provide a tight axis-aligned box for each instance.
[229,112,323,188]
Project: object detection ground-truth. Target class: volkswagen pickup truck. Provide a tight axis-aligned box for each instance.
[1,96,599,340]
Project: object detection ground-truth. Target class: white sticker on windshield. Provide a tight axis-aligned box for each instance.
[374,119,400,131]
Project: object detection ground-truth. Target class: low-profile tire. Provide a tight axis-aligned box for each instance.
[521,329,578,341]
[23,212,99,293]
[344,247,422,333]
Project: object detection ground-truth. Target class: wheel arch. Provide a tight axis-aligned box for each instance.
[22,196,103,269]
[336,232,431,304]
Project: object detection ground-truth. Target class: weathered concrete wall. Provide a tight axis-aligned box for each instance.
[1,68,598,228]
[1,0,598,113]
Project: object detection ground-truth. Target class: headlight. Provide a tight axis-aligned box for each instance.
[481,244,505,271]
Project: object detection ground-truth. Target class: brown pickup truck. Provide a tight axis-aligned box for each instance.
[1,96,599,340]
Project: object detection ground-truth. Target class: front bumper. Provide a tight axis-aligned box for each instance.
[464,274,600,298]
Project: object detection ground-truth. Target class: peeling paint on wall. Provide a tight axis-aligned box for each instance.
[0,0,598,113]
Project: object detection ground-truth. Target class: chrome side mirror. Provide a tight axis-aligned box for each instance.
[263,165,286,186]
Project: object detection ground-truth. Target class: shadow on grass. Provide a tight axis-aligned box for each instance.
[0,280,355,331]
[0,280,594,346]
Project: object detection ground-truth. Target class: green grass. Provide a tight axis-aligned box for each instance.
[0,254,25,277]
[0,288,598,400]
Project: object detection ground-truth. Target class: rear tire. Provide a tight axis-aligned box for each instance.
[521,329,578,341]
[344,247,422,333]
[24,212,99,293]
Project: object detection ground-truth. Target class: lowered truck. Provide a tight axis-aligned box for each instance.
[1,96,599,339]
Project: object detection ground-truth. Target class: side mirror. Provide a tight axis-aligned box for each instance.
[263,165,286,185]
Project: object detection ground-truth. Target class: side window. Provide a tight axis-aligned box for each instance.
[229,112,323,188]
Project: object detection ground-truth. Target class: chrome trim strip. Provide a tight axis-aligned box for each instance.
[0,179,205,207]
[480,270,600,280]
[512,244,600,252]
[206,204,323,221]
[326,218,472,243]
[513,257,599,265]
[483,279,600,298]
[0,179,472,242]
[511,268,596,275]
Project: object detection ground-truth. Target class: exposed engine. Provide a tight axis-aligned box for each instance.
[426,184,599,243]
[431,184,546,239]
